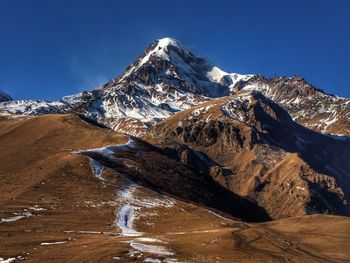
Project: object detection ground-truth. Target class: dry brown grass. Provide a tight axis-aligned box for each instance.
[0,114,349,262]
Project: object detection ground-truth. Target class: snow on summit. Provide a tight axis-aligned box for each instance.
[1,37,349,136]
[142,37,182,62]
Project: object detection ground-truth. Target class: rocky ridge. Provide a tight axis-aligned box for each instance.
[146,90,350,219]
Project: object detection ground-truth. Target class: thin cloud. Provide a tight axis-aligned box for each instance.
[67,56,110,92]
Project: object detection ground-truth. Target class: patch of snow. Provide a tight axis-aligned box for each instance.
[206,210,231,221]
[163,259,181,263]
[135,237,164,243]
[115,177,175,237]
[139,38,180,68]
[130,242,174,256]
[0,99,68,115]
[131,195,175,209]
[189,105,213,120]
[76,230,102,234]
[207,66,228,82]
[128,250,141,257]
[40,241,67,246]
[113,162,175,237]
[207,67,254,90]
[116,204,142,237]
[0,215,25,223]
[29,205,46,211]
[89,158,104,179]
[116,177,138,200]
[292,97,301,104]
[144,258,162,263]
[115,177,141,237]
[0,258,16,263]
[191,109,201,117]
[221,94,253,122]
[1,211,32,223]
[73,137,135,161]
[61,93,83,104]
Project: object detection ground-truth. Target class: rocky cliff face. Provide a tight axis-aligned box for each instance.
[146,90,350,219]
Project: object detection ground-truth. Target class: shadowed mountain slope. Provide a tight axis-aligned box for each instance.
[146,91,350,219]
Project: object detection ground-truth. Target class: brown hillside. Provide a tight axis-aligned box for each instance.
[146,91,350,219]
[1,114,350,262]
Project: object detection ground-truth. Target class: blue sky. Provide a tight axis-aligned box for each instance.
[0,0,349,100]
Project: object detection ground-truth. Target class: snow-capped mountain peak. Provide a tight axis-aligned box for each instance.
[130,37,184,72]
[115,37,254,99]
[1,38,349,136]
[142,37,183,62]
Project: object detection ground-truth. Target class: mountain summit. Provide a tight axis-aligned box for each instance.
[110,37,254,97]
[0,37,349,136]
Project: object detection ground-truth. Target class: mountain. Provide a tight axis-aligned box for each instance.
[146,90,350,219]
[232,76,350,136]
[1,37,349,218]
[2,37,348,136]
[0,90,12,102]
[0,38,254,136]
[1,37,350,262]
[1,114,349,262]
